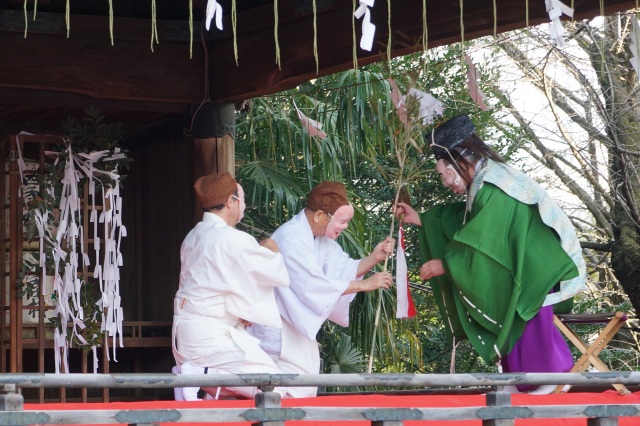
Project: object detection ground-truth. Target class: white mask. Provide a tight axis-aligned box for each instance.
[325,204,354,239]
[235,184,246,223]
[436,159,467,195]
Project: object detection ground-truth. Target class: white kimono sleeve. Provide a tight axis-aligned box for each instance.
[275,234,359,340]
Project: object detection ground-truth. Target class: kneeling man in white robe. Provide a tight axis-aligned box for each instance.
[172,172,291,400]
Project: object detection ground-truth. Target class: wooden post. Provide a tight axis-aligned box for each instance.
[484,391,514,426]
[587,419,618,426]
[254,387,284,426]
[8,135,21,374]
[0,384,23,411]
[192,102,236,223]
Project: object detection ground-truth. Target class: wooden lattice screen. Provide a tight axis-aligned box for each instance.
[0,133,111,402]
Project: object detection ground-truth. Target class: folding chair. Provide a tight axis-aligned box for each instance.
[553,311,631,395]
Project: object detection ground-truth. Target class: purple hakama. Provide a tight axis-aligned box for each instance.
[501,305,574,392]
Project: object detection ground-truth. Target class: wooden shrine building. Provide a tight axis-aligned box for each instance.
[0,0,637,402]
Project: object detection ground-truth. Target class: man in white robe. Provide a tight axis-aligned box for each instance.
[172,172,291,400]
[248,181,394,397]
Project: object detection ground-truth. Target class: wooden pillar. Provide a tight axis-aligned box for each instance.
[7,135,21,374]
[0,384,23,411]
[254,388,284,426]
[484,391,514,426]
[588,419,618,426]
[192,102,236,222]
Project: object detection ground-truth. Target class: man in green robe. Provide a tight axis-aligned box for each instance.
[397,114,586,394]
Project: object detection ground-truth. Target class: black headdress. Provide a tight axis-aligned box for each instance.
[426,114,476,160]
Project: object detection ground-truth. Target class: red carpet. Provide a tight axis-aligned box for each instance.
[24,391,640,425]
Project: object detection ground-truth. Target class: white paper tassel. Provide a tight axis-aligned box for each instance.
[388,78,408,125]
[205,0,223,31]
[630,16,640,80]
[354,0,376,51]
[295,105,327,139]
[401,88,445,125]
[25,142,128,374]
[465,54,489,111]
[545,0,574,48]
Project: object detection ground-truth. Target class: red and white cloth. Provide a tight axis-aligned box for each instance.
[396,223,416,318]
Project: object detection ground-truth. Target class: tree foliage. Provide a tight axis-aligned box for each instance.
[234,9,640,377]
[479,11,640,370]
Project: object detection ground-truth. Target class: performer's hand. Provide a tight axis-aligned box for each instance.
[394,202,422,226]
[419,260,445,280]
[259,237,279,252]
[344,271,393,295]
[363,272,393,291]
[372,237,396,261]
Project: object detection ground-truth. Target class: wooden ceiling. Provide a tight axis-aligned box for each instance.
[0,0,637,134]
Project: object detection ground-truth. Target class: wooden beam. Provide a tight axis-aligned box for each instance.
[204,0,637,102]
[0,0,637,110]
[0,87,191,113]
[0,11,206,105]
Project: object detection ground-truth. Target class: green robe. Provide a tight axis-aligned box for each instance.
[418,183,579,365]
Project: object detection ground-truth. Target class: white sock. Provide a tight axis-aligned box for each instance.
[179,363,206,401]
[172,366,185,401]
[182,386,200,401]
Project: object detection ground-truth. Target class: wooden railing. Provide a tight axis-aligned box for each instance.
[9,321,173,402]
[0,372,638,425]
[17,321,172,350]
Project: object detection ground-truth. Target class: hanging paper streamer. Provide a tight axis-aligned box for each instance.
[354,0,376,51]
[401,88,445,126]
[12,131,36,197]
[295,104,327,139]
[630,16,640,81]
[396,223,416,319]
[388,78,408,125]
[18,142,127,374]
[465,54,489,111]
[205,0,223,31]
[545,0,573,48]
[389,79,445,128]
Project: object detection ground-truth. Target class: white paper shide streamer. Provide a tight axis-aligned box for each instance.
[464,54,489,111]
[400,88,445,126]
[354,0,376,51]
[545,0,574,48]
[630,16,640,81]
[295,105,327,139]
[388,78,408,125]
[205,0,223,31]
[19,144,127,374]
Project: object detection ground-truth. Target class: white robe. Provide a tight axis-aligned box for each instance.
[250,210,361,397]
[172,213,290,397]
